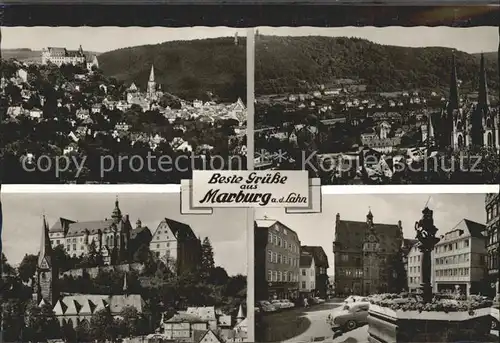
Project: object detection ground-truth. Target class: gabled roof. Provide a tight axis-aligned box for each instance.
[162,218,198,241]
[301,246,329,268]
[165,312,207,323]
[463,219,486,238]
[335,219,400,251]
[130,226,151,240]
[186,306,216,321]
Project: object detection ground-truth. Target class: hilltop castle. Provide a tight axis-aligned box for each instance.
[41,45,99,71]
[35,197,202,307]
[422,53,500,152]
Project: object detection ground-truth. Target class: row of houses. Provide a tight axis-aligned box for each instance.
[254,219,330,301]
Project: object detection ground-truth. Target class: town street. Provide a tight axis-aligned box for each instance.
[282,302,368,343]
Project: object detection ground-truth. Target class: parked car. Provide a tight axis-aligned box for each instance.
[343,295,368,303]
[279,299,295,308]
[258,300,277,312]
[327,302,370,332]
[492,304,499,330]
[314,297,326,304]
[271,299,292,309]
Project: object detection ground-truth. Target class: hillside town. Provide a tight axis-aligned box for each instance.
[0,45,247,184]
[254,194,499,343]
[255,53,499,185]
[0,198,248,343]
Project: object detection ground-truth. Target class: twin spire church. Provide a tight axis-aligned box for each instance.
[422,53,500,151]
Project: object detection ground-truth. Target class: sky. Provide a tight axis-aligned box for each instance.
[257,26,499,54]
[1,192,248,276]
[255,193,488,276]
[1,27,247,53]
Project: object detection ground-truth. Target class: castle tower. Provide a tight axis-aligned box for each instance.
[366,208,374,226]
[236,304,244,324]
[147,64,156,99]
[36,216,58,305]
[112,196,122,224]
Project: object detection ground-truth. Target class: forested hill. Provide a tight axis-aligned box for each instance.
[98,37,246,102]
[255,35,499,95]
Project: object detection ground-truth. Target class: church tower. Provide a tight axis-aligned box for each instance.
[362,209,380,295]
[441,53,461,150]
[147,64,156,100]
[112,196,122,224]
[36,216,58,305]
[469,52,487,147]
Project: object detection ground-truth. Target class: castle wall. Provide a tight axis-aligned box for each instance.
[60,262,144,278]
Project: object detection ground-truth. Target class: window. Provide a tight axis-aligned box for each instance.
[73,244,76,250]
[283,271,288,281]
[302,281,306,289]
[278,271,282,282]
[268,250,272,263]
[157,244,160,249]
[273,271,277,282]
[278,254,282,264]
[341,254,349,262]
[56,240,60,245]
[302,269,306,276]
[284,241,288,249]
[278,237,282,247]
[267,270,272,282]
[268,233,273,244]
[464,239,469,248]
[272,252,277,263]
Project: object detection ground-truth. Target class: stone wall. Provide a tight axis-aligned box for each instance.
[60,263,145,278]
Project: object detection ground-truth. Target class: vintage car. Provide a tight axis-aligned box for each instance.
[327,302,370,332]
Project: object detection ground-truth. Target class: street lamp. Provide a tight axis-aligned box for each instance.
[414,206,440,303]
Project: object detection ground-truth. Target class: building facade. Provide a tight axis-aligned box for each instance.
[299,251,316,297]
[48,198,149,265]
[333,211,405,296]
[301,246,329,298]
[41,46,99,71]
[406,242,436,293]
[254,219,301,301]
[485,193,500,299]
[149,218,202,275]
[433,219,486,296]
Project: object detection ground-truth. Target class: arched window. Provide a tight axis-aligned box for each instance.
[487,132,493,146]
[457,135,464,147]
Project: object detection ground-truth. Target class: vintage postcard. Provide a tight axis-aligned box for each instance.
[0,27,248,184]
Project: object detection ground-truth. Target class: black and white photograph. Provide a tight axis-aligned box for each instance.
[0,191,249,342]
[254,193,499,343]
[254,27,500,185]
[0,27,247,184]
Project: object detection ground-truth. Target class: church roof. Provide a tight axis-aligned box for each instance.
[53,294,143,316]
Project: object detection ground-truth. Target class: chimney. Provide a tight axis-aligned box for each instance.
[336,213,340,222]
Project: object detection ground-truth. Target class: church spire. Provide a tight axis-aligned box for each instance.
[149,64,155,83]
[448,53,460,111]
[236,304,244,323]
[38,215,52,268]
[478,53,489,109]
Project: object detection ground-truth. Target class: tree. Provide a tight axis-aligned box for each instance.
[18,253,38,284]
[24,300,60,341]
[120,306,145,337]
[90,308,119,342]
[201,237,215,276]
